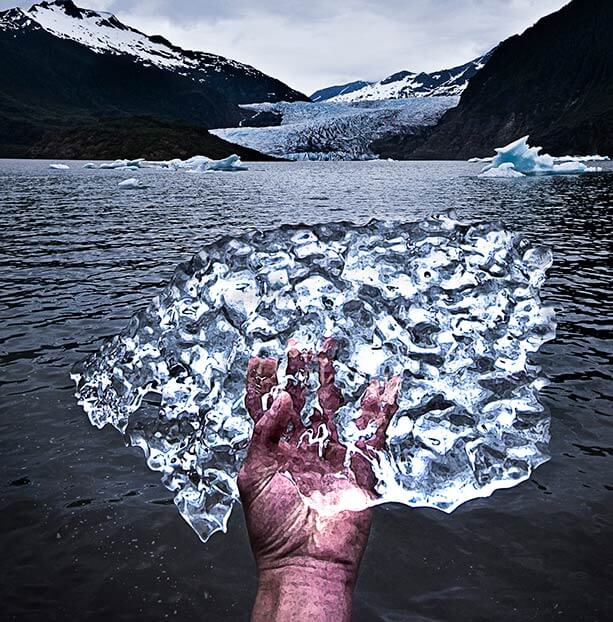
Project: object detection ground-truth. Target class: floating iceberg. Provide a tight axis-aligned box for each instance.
[100,158,145,170]
[188,154,248,172]
[555,154,610,163]
[92,155,247,172]
[82,162,96,169]
[118,177,146,189]
[49,163,70,170]
[146,155,213,170]
[479,136,602,177]
[479,163,525,178]
[73,213,556,542]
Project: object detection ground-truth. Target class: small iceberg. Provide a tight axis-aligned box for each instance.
[89,155,249,172]
[118,178,146,189]
[49,163,70,170]
[478,136,603,178]
[555,154,610,163]
[189,154,249,172]
[100,159,145,170]
[479,162,525,178]
[468,156,494,163]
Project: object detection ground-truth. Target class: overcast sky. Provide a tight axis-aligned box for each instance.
[4,0,569,94]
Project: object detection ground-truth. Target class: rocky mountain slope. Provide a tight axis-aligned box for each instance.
[375,0,613,159]
[0,0,307,158]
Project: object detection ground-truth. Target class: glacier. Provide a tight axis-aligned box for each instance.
[211,98,458,161]
[73,213,556,542]
[479,136,603,177]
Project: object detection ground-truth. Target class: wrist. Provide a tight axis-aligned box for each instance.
[253,557,357,622]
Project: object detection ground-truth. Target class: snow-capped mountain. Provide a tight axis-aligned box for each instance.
[0,0,307,157]
[7,1,260,80]
[319,52,492,103]
[0,0,305,105]
[310,80,374,102]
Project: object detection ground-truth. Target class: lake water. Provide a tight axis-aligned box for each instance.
[1,159,612,621]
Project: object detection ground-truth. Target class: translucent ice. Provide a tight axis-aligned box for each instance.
[73,213,556,542]
[479,136,602,177]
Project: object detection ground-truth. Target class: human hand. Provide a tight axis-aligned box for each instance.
[238,339,400,621]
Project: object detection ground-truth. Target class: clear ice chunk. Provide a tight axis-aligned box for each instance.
[72,213,556,541]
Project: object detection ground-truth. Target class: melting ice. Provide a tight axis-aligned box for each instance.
[73,213,556,541]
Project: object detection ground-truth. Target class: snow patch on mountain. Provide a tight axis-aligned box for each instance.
[325,52,492,103]
[1,0,258,76]
[311,81,374,102]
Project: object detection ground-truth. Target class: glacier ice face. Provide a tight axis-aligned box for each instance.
[479,136,602,177]
[73,213,556,542]
[211,98,458,161]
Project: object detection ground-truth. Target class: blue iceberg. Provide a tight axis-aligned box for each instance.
[478,136,603,177]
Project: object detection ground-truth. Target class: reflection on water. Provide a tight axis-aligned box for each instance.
[1,160,612,621]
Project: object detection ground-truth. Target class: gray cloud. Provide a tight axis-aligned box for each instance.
[2,0,570,94]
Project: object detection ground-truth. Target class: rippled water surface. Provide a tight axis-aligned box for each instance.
[1,159,612,621]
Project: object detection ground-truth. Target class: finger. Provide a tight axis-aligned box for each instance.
[252,390,295,446]
[355,377,400,450]
[245,357,278,422]
[368,377,401,450]
[284,347,311,416]
[316,340,343,441]
[380,376,401,419]
[355,380,382,430]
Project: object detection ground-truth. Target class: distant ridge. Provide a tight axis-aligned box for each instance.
[314,53,492,103]
[311,81,374,102]
[374,0,613,159]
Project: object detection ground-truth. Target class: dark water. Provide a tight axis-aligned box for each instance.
[1,159,612,621]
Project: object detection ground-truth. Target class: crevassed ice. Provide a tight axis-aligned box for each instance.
[73,213,556,542]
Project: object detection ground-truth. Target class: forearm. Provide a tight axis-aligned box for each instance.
[252,559,357,622]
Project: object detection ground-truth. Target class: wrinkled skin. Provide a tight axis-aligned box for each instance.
[238,339,399,621]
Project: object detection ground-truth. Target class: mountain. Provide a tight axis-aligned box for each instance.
[374,0,613,159]
[0,0,307,158]
[321,53,492,103]
[310,81,374,102]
